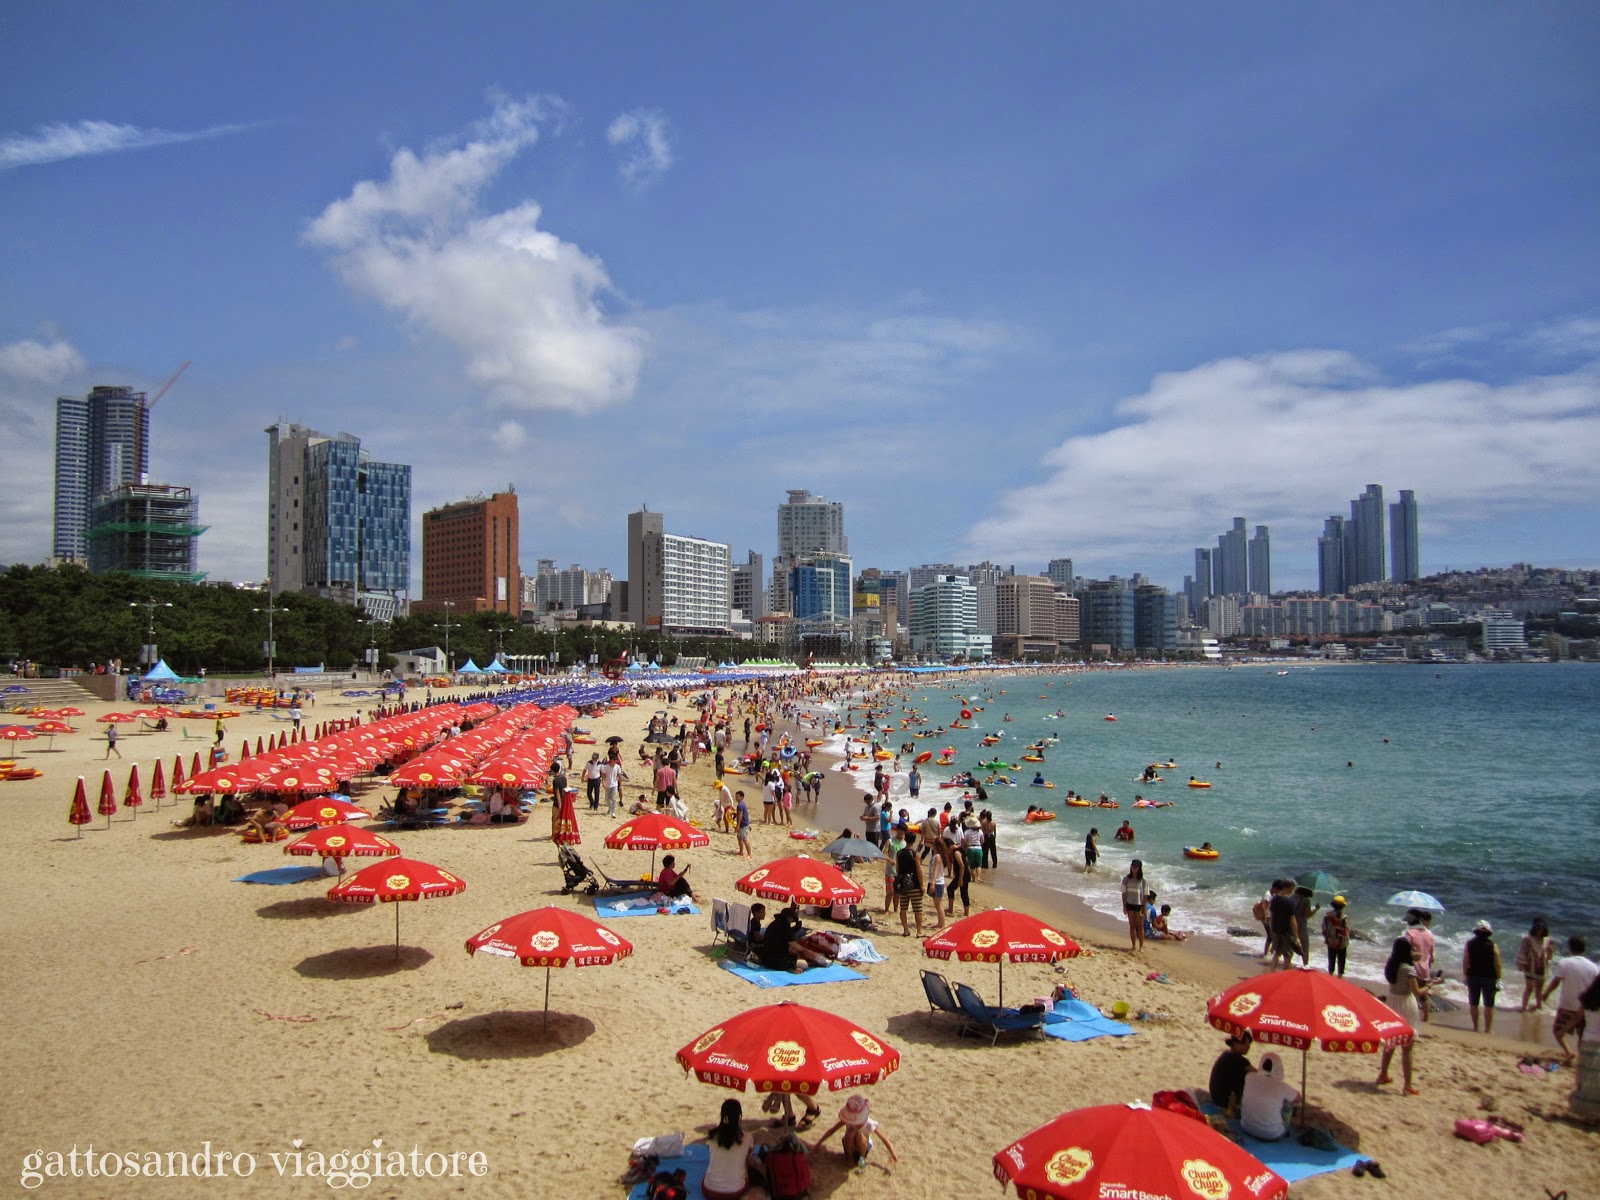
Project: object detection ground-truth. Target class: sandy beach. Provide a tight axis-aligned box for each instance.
[1,678,1595,1199]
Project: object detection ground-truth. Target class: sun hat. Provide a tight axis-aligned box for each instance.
[1332,895,1346,906]
[841,1094,871,1127]
[1474,919,1493,934]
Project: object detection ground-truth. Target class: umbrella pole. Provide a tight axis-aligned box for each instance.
[998,959,1005,1010]
[394,904,401,959]
[1300,1047,1309,1130]
[544,967,551,1032]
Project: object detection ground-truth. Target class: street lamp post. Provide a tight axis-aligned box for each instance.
[252,589,281,680]
[128,600,173,670]
[440,601,456,674]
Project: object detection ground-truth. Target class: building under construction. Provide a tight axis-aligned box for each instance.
[85,483,207,583]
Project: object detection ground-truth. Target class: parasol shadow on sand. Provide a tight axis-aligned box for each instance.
[255,897,364,921]
[423,1011,596,1059]
[294,945,434,978]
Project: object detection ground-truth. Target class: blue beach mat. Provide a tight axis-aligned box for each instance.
[233,866,328,885]
[1198,1105,1363,1183]
[593,895,699,918]
[627,1145,710,1200]
[1042,998,1136,1042]
[719,960,867,988]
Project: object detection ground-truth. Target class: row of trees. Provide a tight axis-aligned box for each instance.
[0,565,775,676]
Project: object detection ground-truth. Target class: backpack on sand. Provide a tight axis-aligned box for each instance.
[765,1133,812,1200]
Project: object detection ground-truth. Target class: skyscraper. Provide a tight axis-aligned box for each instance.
[54,386,152,563]
[1317,516,1346,596]
[1215,518,1249,596]
[731,551,766,621]
[1390,489,1420,583]
[777,489,847,558]
[1077,581,1135,651]
[1346,484,1386,587]
[1191,547,1214,611]
[265,422,411,619]
[1045,558,1075,589]
[420,491,519,613]
[1248,525,1271,596]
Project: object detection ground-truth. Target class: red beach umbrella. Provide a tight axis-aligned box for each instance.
[97,770,118,826]
[171,754,186,793]
[150,759,167,803]
[239,741,251,761]
[923,907,1082,1007]
[58,706,85,718]
[256,736,265,756]
[604,811,710,875]
[30,719,74,751]
[98,712,138,724]
[734,855,865,908]
[326,856,465,956]
[0,725,38,750]
[285,824,399,864]
[283,796,372,829]
[465,906,634,1030]
[189,752,202,781]
[993,1102,1288,1200]
[1206,967,1415,1120]
[677,1000,900,1098]
[551,787,581,846]
[68,776,92,836]
[123,763,143,816]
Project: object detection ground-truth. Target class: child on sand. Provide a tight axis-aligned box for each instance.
[813,1095,897,1173]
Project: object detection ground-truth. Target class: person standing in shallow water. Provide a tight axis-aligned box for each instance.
[1083,827,1099,874]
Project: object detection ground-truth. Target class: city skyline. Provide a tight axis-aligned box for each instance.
[2,6,1597,588]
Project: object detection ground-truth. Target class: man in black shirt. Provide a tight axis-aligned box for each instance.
[1208,1032,1255,1115]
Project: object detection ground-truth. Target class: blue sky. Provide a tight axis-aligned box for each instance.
[2,3,1597,592]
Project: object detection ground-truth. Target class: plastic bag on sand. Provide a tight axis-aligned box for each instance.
[633,1132,685,1158]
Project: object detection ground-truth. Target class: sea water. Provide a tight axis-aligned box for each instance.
[832,662,1598,989]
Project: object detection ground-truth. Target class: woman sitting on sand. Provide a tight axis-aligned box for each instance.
[700,1098,767,1200]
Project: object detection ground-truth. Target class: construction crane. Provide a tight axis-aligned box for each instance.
[145,360,192,411]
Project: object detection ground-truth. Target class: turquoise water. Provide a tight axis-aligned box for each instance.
[853,663,1598,983]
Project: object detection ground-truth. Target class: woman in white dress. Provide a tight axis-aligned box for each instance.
[1376,936,1426,1095]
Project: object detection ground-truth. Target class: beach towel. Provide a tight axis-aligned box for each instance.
[594,895,699,919]
[719,961,867,988]
[627,1144,711,1200]
[232,866,329,885]
[1041,998,1137,1042]
[835,937,889,964]
[1197,1105,1363,1182]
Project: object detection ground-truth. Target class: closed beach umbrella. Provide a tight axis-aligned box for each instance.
[68,776,92,836]
[171,755,186,793]
[551,787,581,845]
[283,796,373,829]
[923,907,1082,1007]
[123,764,143,817]
[1296,870,1342,901]
[735,855,865,908]
[677,1000,900,1098]
[465,906,633,1029]
[1206,966,1414,1122]
[97,770,118,826]
[150,759,167,803]
[326,856,466,958]
[993,1102,1287,1200]
[1386,890,1445,913]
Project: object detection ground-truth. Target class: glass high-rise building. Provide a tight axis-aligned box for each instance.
[1248,526,1271,596]
[1390,489,1420,583]
[1317,516,1346,596]
[1346,484,1386,587]
[54,386,152,562]
[1077,581,1135,651]
[1215,518,1249,595]
[266,422,411,619]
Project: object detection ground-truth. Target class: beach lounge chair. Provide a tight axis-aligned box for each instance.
[591,856,653,895]
[181,725,208,741]
[920,969,967,1033]
[953,982,1046,1045]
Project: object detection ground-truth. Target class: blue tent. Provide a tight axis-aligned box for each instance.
[143,659,181,682]
[456,659,484,674]
[484,658,510,674]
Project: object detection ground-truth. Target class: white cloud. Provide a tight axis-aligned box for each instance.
[0,119,252,170]
[964,350,1600,573]
[495,419,527,450]
[606,108,674,190]
[0,337,85,384]
[305,95,647,414]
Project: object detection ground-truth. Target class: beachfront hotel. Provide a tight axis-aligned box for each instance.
[624,508,733,638]
[417,491,519,615]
